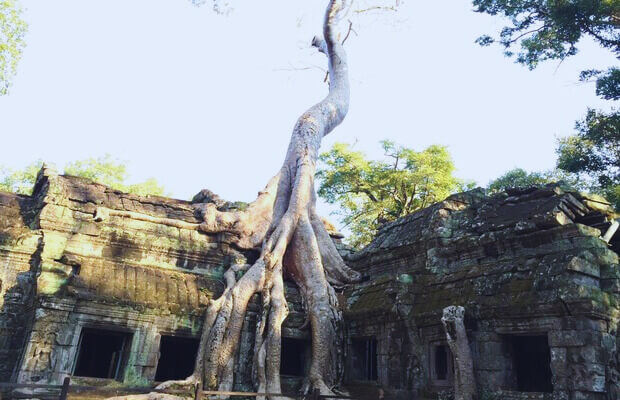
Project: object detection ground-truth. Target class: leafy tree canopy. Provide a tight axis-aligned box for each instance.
[487,167,584,193]
[0,155,167,196]
[473,0,619,68]
[557,108,620,208]
[473,0,619,102]
[580,67,620,100]
[317,141,468,248]
[0,160,41,195]
[0,0,27,95]
[473,0,619,211]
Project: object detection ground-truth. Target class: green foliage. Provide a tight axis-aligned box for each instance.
[557,108,620,209]
[0,155,167,197]
[64,155,128,188]
[487,167,583,193]
[473,0,619,100]
[124,178,167,197]
[488,168,549,193]
[65,155,167,196]
[473,0,619,210]
[580,67,620,101]
[0,160,43,194]
[473,0,619,68]
[317,141,464,248]
[0,0,27,95]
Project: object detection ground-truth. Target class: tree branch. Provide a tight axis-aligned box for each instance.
[505,23,549,45]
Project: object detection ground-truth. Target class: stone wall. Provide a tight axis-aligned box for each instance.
[1,168,618,400]
[345,186,619,399]
[0,192,39,381]
[0,167,311,392]
[0,167,248,386]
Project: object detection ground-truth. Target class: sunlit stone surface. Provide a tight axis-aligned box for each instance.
[1,166,619,399]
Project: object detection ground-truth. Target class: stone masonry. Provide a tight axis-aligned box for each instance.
[0,167,618,399]
[344,186,619,399]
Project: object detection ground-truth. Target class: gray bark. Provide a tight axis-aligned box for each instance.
[149,2,360,399]
[441,306,477,400]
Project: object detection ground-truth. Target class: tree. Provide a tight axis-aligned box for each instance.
[317,141,464,248]
[0,0,27,95]
[64,155,167,196]
[0,160,42,195]
[487,167,583,194]
[557,109,620,208]
[472,0,620,210]
[0,155,167,196]
[472,0,619,83]
[131,2,364,397]
[580,67,620,101]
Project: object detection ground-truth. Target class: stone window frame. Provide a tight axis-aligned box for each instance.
[494,323,558,394]
[428,340,454,387]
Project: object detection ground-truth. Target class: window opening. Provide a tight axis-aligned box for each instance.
[507,335,553,393]
[155,336,200,381]
[73,328,132,380]
[280,337,309,376]
[429,342,453,385]
[350,337,378,381]
[435,345,448,380]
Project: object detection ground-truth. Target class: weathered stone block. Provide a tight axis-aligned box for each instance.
[551,347,567,368]
[549,331,588,347]
[476,341,506,371]
[552,390,569,400]
[567,256,601,278]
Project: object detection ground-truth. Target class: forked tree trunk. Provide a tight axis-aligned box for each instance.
[441,306,477,400]
[113,2,361,399]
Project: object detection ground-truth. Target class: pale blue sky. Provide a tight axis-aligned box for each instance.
[0,0,617,227]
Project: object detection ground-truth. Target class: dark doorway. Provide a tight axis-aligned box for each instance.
[155,336,200,381]
[73,328,132,380]
[280,337,309,376]
[349,337,378,381]
[508,335,553,392]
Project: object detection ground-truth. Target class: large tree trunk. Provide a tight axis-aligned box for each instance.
[119,2,360,399]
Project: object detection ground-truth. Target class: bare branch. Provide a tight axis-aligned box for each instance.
[341,20,357,45]
[354,5,397,14]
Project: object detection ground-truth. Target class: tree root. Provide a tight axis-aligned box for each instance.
[195,174,281,249]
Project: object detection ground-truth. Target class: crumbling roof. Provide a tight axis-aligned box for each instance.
[345,185,619,323]
[352,185,617,262]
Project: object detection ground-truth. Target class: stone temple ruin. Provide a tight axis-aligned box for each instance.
[0,166,619,399]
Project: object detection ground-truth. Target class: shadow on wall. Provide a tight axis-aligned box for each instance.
[0,193,42,382]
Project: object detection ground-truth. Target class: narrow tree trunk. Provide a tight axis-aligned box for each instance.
[441,306,477,400]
